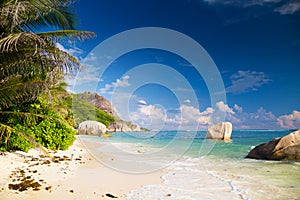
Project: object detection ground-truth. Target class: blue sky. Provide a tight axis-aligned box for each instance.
[63,0,300,130]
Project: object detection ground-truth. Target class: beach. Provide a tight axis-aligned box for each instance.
[0,137,163,200]
[1,131,300,200]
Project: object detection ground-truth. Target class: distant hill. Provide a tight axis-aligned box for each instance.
[71,92,147,132]
[74,92,120,120]
[71,92,117,127]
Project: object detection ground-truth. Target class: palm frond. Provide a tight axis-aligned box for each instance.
[0,32,47,52]
[38,30,96,41]
[0,40,82,80]
[25,0,77,30]
[0,79,46,109]
[0,0,77,32]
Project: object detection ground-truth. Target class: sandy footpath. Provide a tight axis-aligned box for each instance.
[0,137,163,200]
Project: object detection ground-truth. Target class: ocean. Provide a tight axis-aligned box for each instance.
[78,130,300,200]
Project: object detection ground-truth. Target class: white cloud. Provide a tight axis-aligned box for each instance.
[127,97,295,130]
[250,107,277,121]
[178,105,202,124]
[199,107,215,125]
[275,2,300,15]
[173,87,194,92]
[277,110,300,129]
[184,99,191,104]
[216,101,235,114]
[99,75,130,94]
[138,100,147,105]
[229,106,278,129]
[202,0,300,15]
[234,104,243,113]
[130,104,167,130]
[81,52,97,62]
[226,70,271,94]
[203,0,281,7]
[139,105,166,119]
[245,0,282,6]
[55,43,83,57]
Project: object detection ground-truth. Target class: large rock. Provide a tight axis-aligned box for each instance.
[206,122,232,140]
[108,122,141,132]
[131,124,141,132]
[246,129,300,161]
[77,92,120,119]
[121,123,132,132]
[108,122,123,132]
[77,120,106,135]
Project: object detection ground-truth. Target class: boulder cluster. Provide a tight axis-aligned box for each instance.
[77,120,141,136]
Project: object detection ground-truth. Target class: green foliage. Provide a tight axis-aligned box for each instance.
[30,119,75,150]
[0,95,76,152]
[0,130,33,152]
[0,0,94,153]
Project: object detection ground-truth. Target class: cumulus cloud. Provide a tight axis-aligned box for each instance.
[128,98,298,130]
[178,105,205,125]
[99,75,130,94]
[139,105,165,118]
[216,101,235,114]
[130,101,236,130]
[202,0,300,15]
[228,106,279,129]
[234,104,243,113]
[226,70,271,94]
[275,2,300,15]
[130,104,167,130]
[277,110,300,129]
[203,0,280,7]
[55,43,83,57]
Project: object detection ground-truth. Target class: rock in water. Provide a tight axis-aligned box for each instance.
[246,129,300,161]
[206,122,232,140]
[77,120,107,136]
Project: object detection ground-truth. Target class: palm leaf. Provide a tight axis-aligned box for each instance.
[0,32,47,52]
[25,0,77,30]
[0,35,82,80]
[0,0,77,32]
[0,78,46,109]
[38,30,96,41]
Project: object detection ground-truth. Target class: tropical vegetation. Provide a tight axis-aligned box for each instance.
[0,0,94,153]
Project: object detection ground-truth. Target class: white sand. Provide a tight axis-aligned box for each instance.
[0,138,163,200]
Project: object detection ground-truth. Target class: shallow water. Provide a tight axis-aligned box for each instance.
[78,130,300,200]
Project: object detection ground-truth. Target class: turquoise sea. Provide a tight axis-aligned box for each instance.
[78,130,300,200]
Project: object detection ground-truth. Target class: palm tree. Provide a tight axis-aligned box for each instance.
[0,0,95,155]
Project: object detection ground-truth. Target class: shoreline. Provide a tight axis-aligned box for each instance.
[0,137,164,200]
[1,132,300,200]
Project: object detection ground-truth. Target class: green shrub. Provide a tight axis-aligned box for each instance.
[32,119,75,150]
[0,94,76,152]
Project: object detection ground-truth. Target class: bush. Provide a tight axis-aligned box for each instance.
[0,95,76,152]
